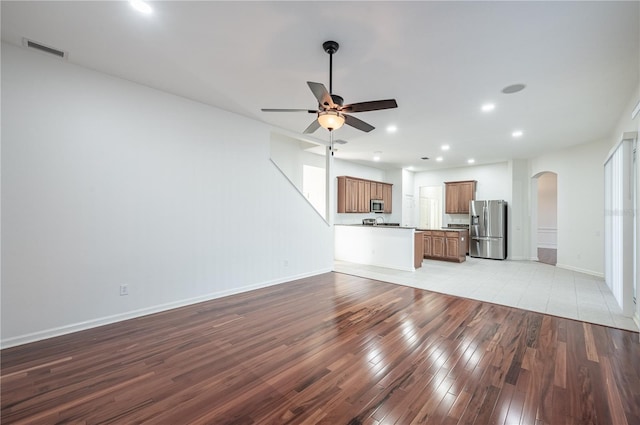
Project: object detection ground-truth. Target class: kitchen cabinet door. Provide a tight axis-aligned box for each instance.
[457,182,475,213]
[432,236,445,258]
[372,183,383,200]
[445,185,459,214]
[423,233,432,258]
[383,184,392,213]
[347,178,359,212]
[357,179,369,213]
[445,235,459,259]
[445,181,476,214]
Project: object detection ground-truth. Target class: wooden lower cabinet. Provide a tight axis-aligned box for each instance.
[464,230,469,255]
[423,230,466,263]
[446,237,459,260]
[432,232,445,257]
[423,233,432,257]
[414,232,424,269]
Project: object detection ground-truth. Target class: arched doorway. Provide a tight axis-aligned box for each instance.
[531,172,558,265]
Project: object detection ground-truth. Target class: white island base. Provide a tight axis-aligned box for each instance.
[334,225,419,272]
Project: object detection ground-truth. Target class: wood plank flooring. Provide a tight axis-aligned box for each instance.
[2,272,639,424]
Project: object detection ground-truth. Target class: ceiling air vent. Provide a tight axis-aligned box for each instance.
[22,38,67,59]
[334,139,348,145]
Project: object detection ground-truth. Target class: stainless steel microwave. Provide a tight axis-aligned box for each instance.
[371,199,384,213]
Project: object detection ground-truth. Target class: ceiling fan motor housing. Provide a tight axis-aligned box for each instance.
[329,94,344,108]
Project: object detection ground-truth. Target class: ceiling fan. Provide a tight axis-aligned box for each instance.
[261,41,398,134]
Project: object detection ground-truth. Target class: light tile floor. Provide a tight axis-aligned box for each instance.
[334,257,639,332]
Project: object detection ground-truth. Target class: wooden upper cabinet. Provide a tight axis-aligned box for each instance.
[337,176,392,213]
[382,184,392,213]
[357,180,370,213]
[371,183,384,200]
[337,177,357,213]
[445,180,476,214]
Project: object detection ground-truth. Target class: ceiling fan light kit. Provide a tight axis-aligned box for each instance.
[317,111,345,131]
[261,40,397,134]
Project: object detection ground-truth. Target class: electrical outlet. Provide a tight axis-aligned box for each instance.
[283,260,289,267]
[119,284,129,296]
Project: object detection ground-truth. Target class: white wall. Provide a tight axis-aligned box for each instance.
[269,133,325,190]
[1,43,333,347]
[412,162,510,224]
[537,173,558,228]
[530,139,610,276]
[401,169,416,227]
[536,172,558,249]
[507,159,531,260]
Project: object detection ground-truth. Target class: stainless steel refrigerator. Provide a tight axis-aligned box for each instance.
[469,200,507,260]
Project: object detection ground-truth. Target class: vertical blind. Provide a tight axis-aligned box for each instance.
[604,137,634,316]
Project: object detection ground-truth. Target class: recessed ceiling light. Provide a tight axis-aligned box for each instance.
[407,166,414,171]
[441,144,450,151]
[386,125,398,133]
[373,151,381,161]
[467,159,475,164]
[130,0,152,14]
[502,83,526,94]
[481,103,495,112]
[436,156,443,162]
[512,130,524,138]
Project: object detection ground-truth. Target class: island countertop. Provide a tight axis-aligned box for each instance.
[336,224,416,230]
[417,228,467,232]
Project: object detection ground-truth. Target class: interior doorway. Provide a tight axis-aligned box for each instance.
[418,186,443,230]
[534,172,558,265]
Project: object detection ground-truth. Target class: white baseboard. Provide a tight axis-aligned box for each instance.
[556,263,604,279]
[509,256,529,261]
[0,268,332,349]
[537,244,557,249]
[634,313,640,334]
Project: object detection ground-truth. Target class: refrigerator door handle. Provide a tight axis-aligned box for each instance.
[483,204,487,230]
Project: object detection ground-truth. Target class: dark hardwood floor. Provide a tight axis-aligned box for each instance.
[2,272,639,424]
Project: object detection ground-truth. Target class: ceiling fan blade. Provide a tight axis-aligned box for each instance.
[261,108,317,113]
[344,114,375,132]
[307,82,336,109]
[341,99,398,113]
[303,119,321,134]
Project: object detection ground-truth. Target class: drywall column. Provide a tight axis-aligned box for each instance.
[508,159,531,260]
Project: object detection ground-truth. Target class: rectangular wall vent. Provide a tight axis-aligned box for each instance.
[22,38,67,59]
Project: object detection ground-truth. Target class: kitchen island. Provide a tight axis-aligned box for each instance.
[418,228,467,263]
[334,224,423,271]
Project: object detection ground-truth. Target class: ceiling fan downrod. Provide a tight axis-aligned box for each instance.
[323,41,339,95]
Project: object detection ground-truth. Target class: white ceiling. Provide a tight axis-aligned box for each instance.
[2,1,638,171]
